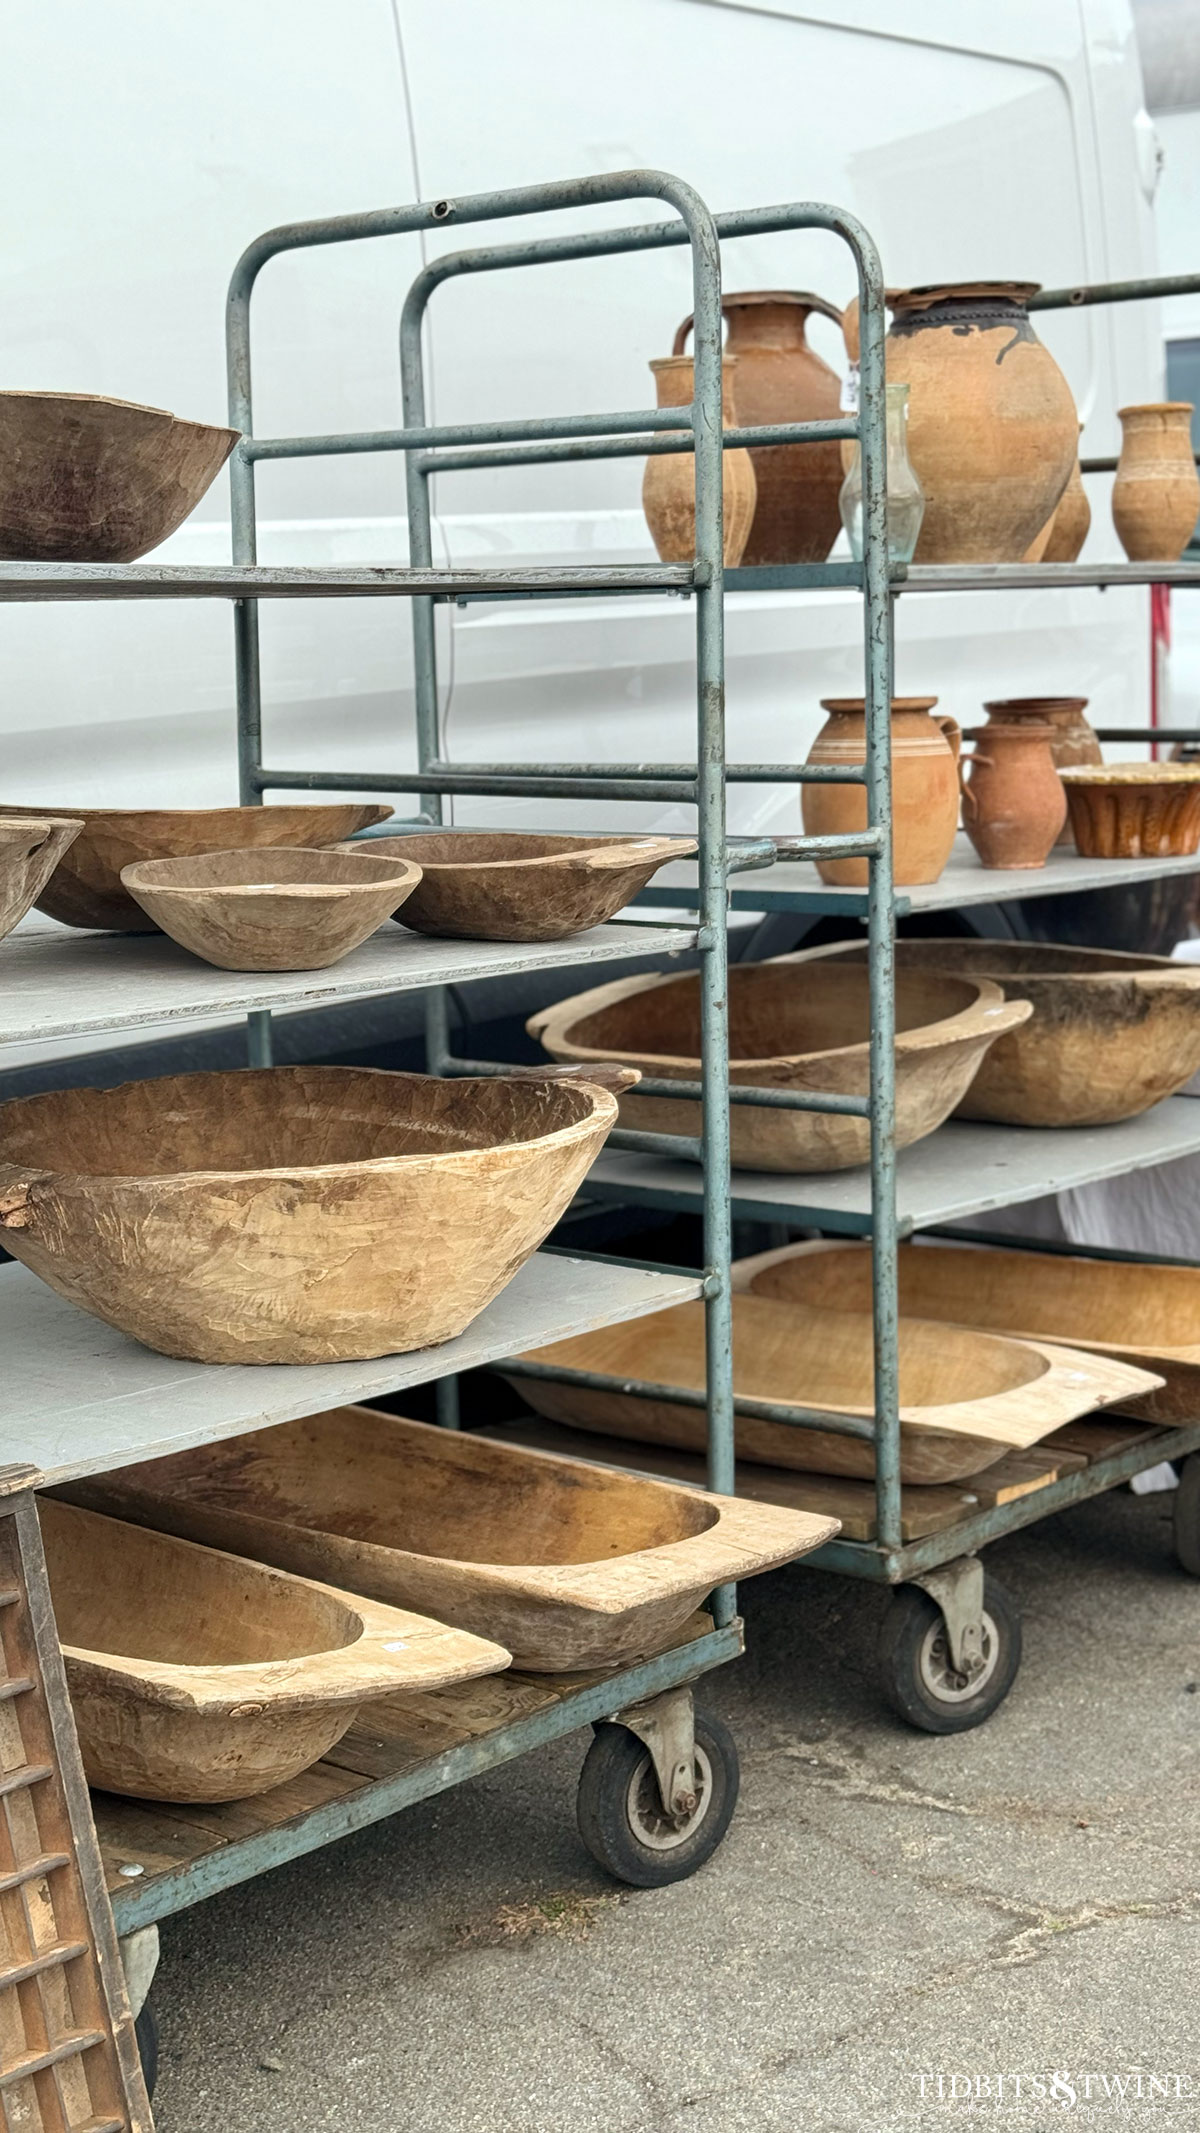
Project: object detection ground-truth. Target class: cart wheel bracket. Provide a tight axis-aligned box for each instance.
[606,1686,697,1822]
[118,1924,159,2022]
[912,1557,986,1680]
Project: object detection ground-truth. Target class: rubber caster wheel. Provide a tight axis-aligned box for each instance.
[1173,1454,1200,1575]
[576,1710,739,1886]
[878,1575,1022,1734]
[134,1996,159,2101]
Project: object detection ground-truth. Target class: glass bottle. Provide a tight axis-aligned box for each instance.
[839,381,925,564]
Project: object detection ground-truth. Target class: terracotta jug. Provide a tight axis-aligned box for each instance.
[981,697,1100,846]
[882,282,1078,563]
[674,292,844,564]
[1112,403,1200,562]
[960,723,1066,869]
[643,356,756,566]
[802,696,961,887]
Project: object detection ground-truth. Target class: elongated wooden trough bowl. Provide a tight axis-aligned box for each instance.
[804,937,1200,1126]
[64,1406,838,1673]
[0,391,239,562]
[509,1295,1162,1484]
[0,815,82,941]
[120,846,422,971]
[0,801,393,930]
[361,831,697,942]
[39,1497,510,1803]
[0,1066,621,1363]
[736,1237,1200,1428]
[530,959,1030,1171]
[1060,762,1200,859]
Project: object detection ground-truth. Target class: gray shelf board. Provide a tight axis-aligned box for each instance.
[0,918,696,1048]
[4,1254,701,1487]
[585,1099,1200,1234]
[638,835,1200,917]
[724,561,1200,596]
[0,562,695,602]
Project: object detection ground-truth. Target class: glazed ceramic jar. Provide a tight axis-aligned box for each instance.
[802,696,961,886]
[1112,404,1200,562]
[981,698,1101,845]
[882,282,1078,563]
[673,292,844,565]
[960,723,1067,870]
[642,355,756,566]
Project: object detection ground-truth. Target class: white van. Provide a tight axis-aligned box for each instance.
[0,0,1162,838]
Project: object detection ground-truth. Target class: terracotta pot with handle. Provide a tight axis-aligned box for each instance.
[642,355,755,565]
[960,723,1066,870]
[801,696,961,886]
[674,291,844,563]
[980,697,1100,846]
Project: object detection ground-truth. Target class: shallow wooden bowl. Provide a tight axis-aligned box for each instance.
[1060,762,1200,858]
[736,1237,1200,1429]
[0,815,82,942]
[509,1294,1162,1484]
[0,391,239,562]
[802,937,1200,1127]
[120,846,422,971]
[64,1406,837,1674]
[530,957,1030,1172]
[40,1497,509,1803]
[360,831,697,941]
[0,801,393,929]
[0,1065,621,1364]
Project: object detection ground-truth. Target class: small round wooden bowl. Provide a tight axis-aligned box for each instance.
[0,391,239,562]
[358,830,697,941]
[0,801,393,930]
[0,815,82,942]
[120,846,422,971]
[1059,762,1200,858]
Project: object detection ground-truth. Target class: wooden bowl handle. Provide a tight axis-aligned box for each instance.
[505,1063,641,1094]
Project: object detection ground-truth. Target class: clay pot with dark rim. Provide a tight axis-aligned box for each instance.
[981,698,1101,845]
[642,356,756,566]
[881,282,1078,563]
[802,696,961,887]
[1112,403,1200,562]
[960,723,1066,870]
[674,292,844,564]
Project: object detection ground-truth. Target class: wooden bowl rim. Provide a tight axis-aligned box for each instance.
[359,831,695,877]
[120,847,422,897]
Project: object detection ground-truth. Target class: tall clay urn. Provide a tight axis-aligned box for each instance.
[960,723,1066,870]
[643,355,756,566]
[673,292,844,564]
[1112,403,1200,562]
[802,696,961,887]
[981,697,1100,846]
[883,282,1078,563]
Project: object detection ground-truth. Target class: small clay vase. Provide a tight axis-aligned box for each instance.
[960,723,1066,870]
[674,292,844,564]
[1112,403,1200,562]
[802,697,961,887]
[981,697,1101,845]
[643,356,756,566]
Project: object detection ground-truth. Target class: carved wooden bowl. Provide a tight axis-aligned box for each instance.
[1060,763,1200,858]
[40,1497,509,1802]
[0,815,82,942]
[508,1294,1162,1485]
[0,801,393,929]
[0,1065,621,1363]
[736,1236,1200,1429]
[530,957,1030,1171]
[121,846,422,971]
[361,830,697,941]
[64,1405,837,1674]
[0,391,239,561]
[800,938,1200,1127]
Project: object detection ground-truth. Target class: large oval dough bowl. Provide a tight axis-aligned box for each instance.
[63,1406,838,1673]
[39,1497,510,1803]
[0,815,82,942]
[0,801,393,930]
[365,831,696,943]
[803,937,1200,1126]
[0,1066,621,1363]
[0,390,238,562]
[737,1236,1200,1428]
[509,1295,1162,1484]
[530,959,1030,1171]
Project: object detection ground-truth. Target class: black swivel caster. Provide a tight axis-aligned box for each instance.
[878,1571,1022,1733]
[134,1996,159,2101]
[1172,1453,1200,1575]
[577,1705,739,1886]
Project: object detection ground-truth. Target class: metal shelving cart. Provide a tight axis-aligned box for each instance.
[0,169,896,2120]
